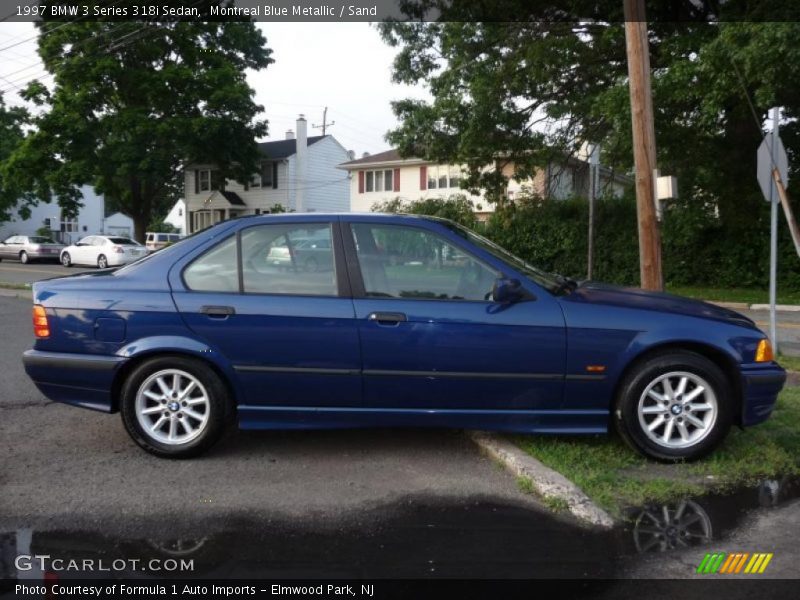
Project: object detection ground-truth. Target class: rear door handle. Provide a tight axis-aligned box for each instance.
[200,305,236,318]
[367,312,407,325]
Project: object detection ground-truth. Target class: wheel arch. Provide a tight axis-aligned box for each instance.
[110,350,239,415]
[611,341,743,426]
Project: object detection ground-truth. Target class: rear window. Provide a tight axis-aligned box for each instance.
[107,237,138,245]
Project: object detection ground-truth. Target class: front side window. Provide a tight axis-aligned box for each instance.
[351,224,498,301]
[183,236,239,292]
[241,224,337,296]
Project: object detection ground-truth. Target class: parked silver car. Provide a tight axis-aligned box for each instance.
[0,235,65,264]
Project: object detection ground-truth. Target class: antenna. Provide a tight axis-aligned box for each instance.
[312,106,335,135]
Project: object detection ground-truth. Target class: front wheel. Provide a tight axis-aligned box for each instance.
[614,351,732,462]
[120,356,231,458]
[61,252,72,267]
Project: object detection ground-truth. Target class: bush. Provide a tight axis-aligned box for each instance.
[375,192,800,291]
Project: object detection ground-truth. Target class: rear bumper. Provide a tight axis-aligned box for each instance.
[22,350,126,413]
[740,364,786,426]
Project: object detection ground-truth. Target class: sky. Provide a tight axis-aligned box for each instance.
[0,22,429,155]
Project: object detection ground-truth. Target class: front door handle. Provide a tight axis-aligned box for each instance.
[367,312,407,325]
[200,305,236,318]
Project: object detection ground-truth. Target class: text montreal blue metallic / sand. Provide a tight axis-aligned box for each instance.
[22,214,785,459]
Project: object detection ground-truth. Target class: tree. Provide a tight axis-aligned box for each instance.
[0,95,30,222]
[3,13,272,241]
[378,3,800,228]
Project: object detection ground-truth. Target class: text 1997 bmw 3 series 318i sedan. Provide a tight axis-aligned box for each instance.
[22,214,785,460]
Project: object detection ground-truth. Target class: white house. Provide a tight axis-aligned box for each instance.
[338,149,632,217]
[0,185,134,244]
[183,115,351,234]
[163,199,186,234]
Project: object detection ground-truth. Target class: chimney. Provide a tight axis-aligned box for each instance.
[295,114,307,212]
[285,129,294,140]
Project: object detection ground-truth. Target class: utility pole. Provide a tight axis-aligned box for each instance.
[624,0,663,291]
[312,106,335,135]
[768,107,779,353]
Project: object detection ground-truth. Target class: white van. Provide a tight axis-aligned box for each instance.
[145,232,183,252]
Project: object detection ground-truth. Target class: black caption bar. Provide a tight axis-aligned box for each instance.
[3,1,800,23]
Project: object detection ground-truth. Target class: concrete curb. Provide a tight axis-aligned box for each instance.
[468,431,615,529]
[707,299,800,312]
[0,287,32,300]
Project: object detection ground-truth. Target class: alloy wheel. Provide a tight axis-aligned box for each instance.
[134,369,210,445]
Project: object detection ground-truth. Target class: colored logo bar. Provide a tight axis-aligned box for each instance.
[697,552,773,574]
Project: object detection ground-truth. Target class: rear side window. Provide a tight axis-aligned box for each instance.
[240,224,337,296]
[183,236,239,292]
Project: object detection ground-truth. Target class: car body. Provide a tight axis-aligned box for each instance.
[145,232,183,252]
[0,235,65,263]
[22,214,785,459]
[60,235,147,268]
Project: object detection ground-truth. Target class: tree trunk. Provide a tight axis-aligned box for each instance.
[133,215,148,244]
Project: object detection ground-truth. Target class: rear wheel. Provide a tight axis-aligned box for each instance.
[120,356,231,458]
[97,254,108,269]
[61,252,72,267]
[19,251,29,264]
[614,351,732,462]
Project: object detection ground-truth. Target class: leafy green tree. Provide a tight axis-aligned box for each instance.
[3,15,272,240]
[0,95,30,222]
[379,5,800,227]
[371,194,478,229]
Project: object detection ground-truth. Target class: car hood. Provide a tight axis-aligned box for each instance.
[563,282,758,330]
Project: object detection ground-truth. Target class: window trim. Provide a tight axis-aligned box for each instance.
[180,221,351,298]
[342,222,506,304]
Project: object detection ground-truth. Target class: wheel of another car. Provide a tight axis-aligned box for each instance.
[19,251,28,264]
[97,254,108,269]
[614,351,732,462]
[61,252,72,267]
[120,356,231,458]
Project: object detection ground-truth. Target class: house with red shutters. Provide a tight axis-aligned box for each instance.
[338,148,631,218]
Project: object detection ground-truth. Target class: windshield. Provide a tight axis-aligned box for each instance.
[443,221,564,294]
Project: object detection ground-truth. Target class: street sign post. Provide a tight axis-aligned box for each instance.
[757,108,788,352]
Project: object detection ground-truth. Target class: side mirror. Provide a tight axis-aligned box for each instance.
[492,277,525,303]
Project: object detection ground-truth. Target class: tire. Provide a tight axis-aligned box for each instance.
[19,251,28,264]
[614,351,732,462]
[61,252,72,267]
[120,356,231,458]
[97,254,108,269]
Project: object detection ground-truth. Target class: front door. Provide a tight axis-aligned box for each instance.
[344,220,566,411]
[170,220,361,410]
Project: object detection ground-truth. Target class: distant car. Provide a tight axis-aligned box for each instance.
[146,232,183,252]
[60,235,147,268]
[0,235,65,264]
[264,236,333,272]
[23,214,785,460]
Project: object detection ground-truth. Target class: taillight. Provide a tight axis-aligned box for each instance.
[112,245,124,253]
[33,304,50,338]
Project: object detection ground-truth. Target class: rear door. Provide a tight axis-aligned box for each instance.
[170,218,362,410]
[342,218,567,411]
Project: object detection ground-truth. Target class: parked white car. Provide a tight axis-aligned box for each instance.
[60,235,147,268]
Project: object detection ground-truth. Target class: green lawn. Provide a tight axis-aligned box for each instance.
[515,387,800,519]
[666,285,800,305]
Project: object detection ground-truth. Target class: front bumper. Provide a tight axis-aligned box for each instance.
[22,350,126,413]
[740,364,786,426]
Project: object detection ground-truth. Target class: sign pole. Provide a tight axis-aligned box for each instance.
[769,107,779,352]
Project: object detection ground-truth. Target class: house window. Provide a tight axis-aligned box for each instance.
[60,218,78,233]
[249,173,262,188]
[261,161,275,188]
[426,166,463,191]
[363,169,394,192]
[197,169,223,192]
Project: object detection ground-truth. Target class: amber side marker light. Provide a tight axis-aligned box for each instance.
[586,365,606,373]
[755,339,774,363]
[32,305,50,338]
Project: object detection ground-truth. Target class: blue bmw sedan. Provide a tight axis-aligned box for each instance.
[22,214,785,460]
